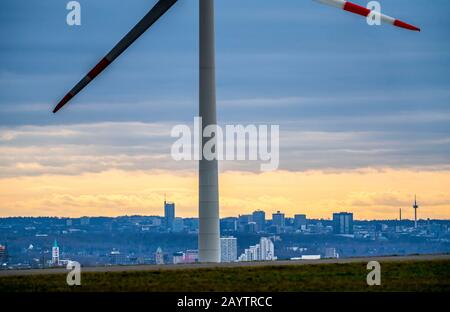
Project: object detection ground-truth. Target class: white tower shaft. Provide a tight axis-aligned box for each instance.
[414,207,417,228]
[413,196,419,229]
[199,0,220,262]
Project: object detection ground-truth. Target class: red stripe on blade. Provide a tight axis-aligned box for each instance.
[343,1,371,17]
[394,19,420,31]
[53,92,74,113]
[87,57,111,80]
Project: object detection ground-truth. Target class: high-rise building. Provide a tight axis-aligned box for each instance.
[294,214,307,229]
[272,211,285,229]
[259,237,275,261]
[238,237,276,262]
[164,199,175,230]
[332,212,354,235]
[52,239,60,266]
[220,236,237,263]
[248,245,260,261]
[155,247,164,265]
[236,214,252,232]
[252,210,266,232]
[220,217,237,233]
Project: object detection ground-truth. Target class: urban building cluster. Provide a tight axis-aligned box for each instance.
[1,197,449,270]
[237,237,276,262]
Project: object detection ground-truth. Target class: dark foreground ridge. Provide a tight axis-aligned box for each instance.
[0,254,449,292]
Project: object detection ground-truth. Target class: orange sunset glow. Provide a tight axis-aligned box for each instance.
[1,167,449,219]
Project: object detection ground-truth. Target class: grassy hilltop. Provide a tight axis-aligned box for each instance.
[0,259,449,292]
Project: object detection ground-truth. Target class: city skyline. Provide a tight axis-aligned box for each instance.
[2,210,448,269]
[0,195,440,222]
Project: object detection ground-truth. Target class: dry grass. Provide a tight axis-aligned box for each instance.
[0,260,449,292]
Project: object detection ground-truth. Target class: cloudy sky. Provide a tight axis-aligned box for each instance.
[1,0,449,219]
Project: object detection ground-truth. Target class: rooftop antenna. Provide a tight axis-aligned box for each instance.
[51,0,420,262]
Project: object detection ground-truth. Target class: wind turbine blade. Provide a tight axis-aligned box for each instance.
[314,0,420,32]
[53,0,178,113]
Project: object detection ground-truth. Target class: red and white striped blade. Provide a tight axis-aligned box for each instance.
[314,0,420,32]
[53,0,178,113]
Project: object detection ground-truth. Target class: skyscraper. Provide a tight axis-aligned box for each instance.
[272,211,285,230]
[252,210,266,232]
[52,239,60,266]
[164,198,175,230]
[220,236,237,263]
[294,214,307,229]
[220,217,237,233]
[332,212,354,235]
[237,214,252,232]
[259,237,275,261]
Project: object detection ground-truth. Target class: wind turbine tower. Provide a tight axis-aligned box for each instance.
[51,0,419,263]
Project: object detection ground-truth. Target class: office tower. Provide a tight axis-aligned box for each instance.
[238,214,252,224]
[220,217,237,233]
[294,214,307,229]
[259,237,275,261]
[172,217,184,233]
[164,198,175,230]
[237,214,252,232]
[413,195,419,228]
[272,211,285,229]
[155,247,164,265]
[332,212,354,235]
[252,210,266,232]
[220,236,237,263]
[52,239,60,266]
